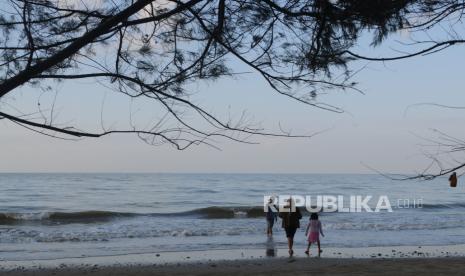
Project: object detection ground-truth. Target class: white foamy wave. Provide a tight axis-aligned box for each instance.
[0,221,260,243]
[324,221,465,231]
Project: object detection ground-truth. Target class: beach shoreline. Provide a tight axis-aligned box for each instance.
[3,244,465,275]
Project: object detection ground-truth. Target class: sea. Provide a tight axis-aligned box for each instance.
[0,173,464,261]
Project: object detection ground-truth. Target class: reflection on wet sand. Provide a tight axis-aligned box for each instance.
[266,237,277,257]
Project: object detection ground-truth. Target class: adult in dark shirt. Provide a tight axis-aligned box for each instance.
[279,197,302,257]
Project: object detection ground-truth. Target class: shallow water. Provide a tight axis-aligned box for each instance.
[0,173,463,261]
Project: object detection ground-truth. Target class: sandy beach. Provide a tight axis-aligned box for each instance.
[3,257,465,276]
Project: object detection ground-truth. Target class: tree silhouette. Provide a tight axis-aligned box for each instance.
[0,0,464,174]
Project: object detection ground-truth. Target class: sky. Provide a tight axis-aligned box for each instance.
[0,17,464,173]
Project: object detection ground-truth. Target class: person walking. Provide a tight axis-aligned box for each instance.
[279,197,302,257]
[305,213,324,257]
[266,198,278,236]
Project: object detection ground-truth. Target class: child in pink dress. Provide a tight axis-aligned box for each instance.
[305,213,324,256]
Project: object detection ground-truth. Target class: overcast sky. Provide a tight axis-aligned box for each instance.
[0,30,464,173]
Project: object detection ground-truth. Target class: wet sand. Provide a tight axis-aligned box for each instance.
[3,245,465,275]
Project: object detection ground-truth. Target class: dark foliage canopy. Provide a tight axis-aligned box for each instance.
[0,0,464,177]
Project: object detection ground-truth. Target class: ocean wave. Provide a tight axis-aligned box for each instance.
[0,207,267,224]
[184,206,265,219]
[4,202,462,224]
[324,221,465,231]
[0,211,136,224]
[0,224,259,243]
[3,219,464,244]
